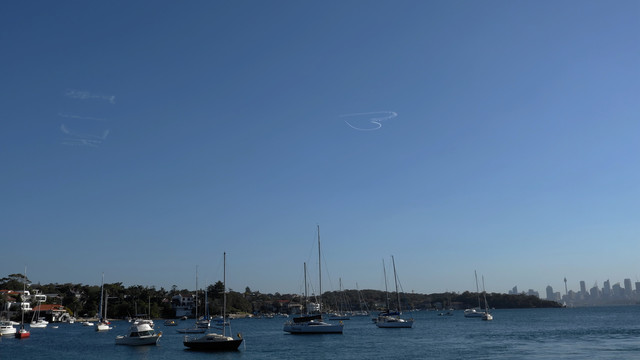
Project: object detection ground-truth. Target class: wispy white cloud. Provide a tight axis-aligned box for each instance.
[60,124,110,147]
[65,89,115,104]
[340,111,398,131]
[58,112,105,121]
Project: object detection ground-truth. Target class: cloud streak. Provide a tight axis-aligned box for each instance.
[340,111,398,131]
[65,89,116,104]
[60,124,110,147]
[58,113,105,121]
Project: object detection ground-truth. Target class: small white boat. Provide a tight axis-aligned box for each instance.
[0,321,17,336]
[115,322,162,346]
[82,321,95,326]
[30,318,48,328]
[96,322,112,331]
[463,308,485,318]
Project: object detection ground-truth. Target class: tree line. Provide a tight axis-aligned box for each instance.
[0,273,560,321]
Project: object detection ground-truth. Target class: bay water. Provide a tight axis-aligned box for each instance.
[2,306,640,359]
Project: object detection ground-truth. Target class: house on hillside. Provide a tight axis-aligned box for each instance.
[171,294,195,318]
[31,304,69,322]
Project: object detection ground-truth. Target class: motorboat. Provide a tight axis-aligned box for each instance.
[115,321,162,346]
[0,321,16,336]
[164,320,177,326]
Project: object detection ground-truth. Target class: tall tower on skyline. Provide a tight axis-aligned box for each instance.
[564,277,568,296]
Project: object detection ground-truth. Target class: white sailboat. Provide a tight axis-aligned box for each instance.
[30,290,48,328]
[183,252,243,351]
[464,271,486,318]
[376,256,414,328]
[96,273,112,331]
[284,225,344,334]
[481,275,493,321]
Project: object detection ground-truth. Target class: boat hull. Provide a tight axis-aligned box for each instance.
[0,324,17,336]
[177,327,206,333]
[183,337,243,351]
[283,321,344,334]
[115,335,161,346]
[15,329,30,339]
[375,317,414,328]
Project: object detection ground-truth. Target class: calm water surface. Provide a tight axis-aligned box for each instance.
[3,307,640,359]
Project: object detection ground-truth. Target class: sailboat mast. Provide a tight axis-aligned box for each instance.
[223,252,227,336]
[303,262,308,315]
[20,267,27,329]
[99,273,104,322]
[392,256,401,313]
[317,225,322,314]
[382,259,390,312]
[195,265,198,320]
[475,270,481,309]
[105,291,108,322]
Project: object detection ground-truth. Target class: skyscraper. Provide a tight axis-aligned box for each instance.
[624,279,632,296]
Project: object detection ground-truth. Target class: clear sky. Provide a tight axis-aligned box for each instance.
[2,1,639,297]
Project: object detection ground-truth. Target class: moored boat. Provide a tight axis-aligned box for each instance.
[184,252,243,351]
[375,256,413,329]
[0,321,16,336]
[115,321,162,345]
[15,267,31,339]
[283,226,344,334]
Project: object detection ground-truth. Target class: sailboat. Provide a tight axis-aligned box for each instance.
[328,278,350,320]
[96,273,112,331]
[178,266,207,334]
[15,267,30,339]
[464,271,486,318]
[30,290,48,328]
[283,225,344,334]
[376,256,414,328]
[481,275,493,321]
[183,252,243,351]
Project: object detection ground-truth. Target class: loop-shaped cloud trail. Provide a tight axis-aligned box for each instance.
[340,111,398,131]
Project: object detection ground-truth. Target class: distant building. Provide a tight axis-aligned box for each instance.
[508,286,518,295]
[31,304,69,322]
[546,285,555,301]
[603,280,611,297]
[527,289,539,297]
[171,294,195,318]
[624,279,632,296]
[580,281,587,295]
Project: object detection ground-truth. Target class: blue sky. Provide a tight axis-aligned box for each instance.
[2,1,639,297]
